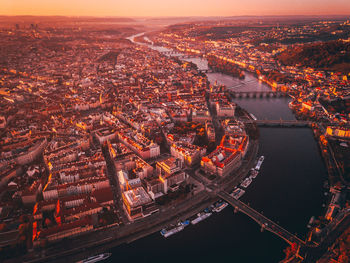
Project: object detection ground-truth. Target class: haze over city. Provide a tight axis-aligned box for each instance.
[1,0,350,16]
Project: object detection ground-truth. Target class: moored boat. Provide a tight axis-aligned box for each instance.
[212,200,228,213]
[78,253,112,263]
[250,168,259,178]
[240,177,252,188]
[230,188,245,199]
[191,211,212,225]
[160,222,185,238]
[255,156,265,170]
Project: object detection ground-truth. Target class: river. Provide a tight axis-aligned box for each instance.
[107,38,328,263]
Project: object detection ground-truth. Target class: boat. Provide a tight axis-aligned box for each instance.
[212,201,228,213]
[191,211,212,225]
[288,101,295,110]
[230,188,245,199]
[203,207,211,213]
[78,253,112,263]
[307,216,315,228]
[249,113,257,121]
[180,220,190,227]
[250,168,259,178]
[160,222,186,238]
[255,156,265,170]
[240,177,252,188]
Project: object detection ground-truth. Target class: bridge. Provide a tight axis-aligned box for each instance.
[244,119,313,127]
[230,91,288,98]
[161,50,178,55]
[218,190,307,247]
[161,51,197,58]
[198,69,213,73]
[160,50,206,60]
[178,55,201,60]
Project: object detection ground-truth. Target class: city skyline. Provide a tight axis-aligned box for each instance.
[0,4,349,262]
[1,0,350,17]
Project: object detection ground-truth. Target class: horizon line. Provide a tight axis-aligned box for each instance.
[0,14,349,18]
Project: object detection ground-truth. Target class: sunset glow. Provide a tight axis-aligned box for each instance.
[2,0,350,16]
[1,0,350,260]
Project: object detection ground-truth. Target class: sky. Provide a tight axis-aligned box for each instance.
[1,0,350,17]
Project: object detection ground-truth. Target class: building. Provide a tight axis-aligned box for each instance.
[205,120,216,142]
[145,178,164,200]
[33,217,93,246]
[117,170,142,191]
[192,109,211,123]
[156,157,187,193]
[160,170,187,193]
[302,101,314,111]
[156,157,182,175]
[114,154,153,180]
[118,132,160,160]
[221,119,246,136]
[170,142,206,167]
[122,186,154,220]
[201,147,242,177]
[216,102,235,117]
[326,126,350,139]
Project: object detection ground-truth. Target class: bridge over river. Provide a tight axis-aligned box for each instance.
[244,119,313,127]
[217,190,307,247]
[230,90,288,98]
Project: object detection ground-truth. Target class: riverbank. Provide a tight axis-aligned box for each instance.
[223,67,347,261]
[232,65,348,263]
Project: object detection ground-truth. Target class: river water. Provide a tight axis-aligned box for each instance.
[107,40,328,263]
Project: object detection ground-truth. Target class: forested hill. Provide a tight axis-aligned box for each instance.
[277,40,350,73]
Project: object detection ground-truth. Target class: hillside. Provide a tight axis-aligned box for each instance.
[277,40,350,73]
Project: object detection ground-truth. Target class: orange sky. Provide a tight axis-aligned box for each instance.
[1,0,350,16]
